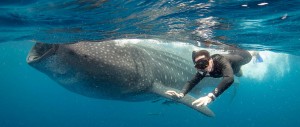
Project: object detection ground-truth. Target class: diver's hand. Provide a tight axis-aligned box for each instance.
[192,93,216,107]
[165,90,184,98]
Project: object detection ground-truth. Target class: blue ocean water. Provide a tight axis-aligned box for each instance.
[1,0,300,127]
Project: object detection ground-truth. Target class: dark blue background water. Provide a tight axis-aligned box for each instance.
[1,0,300,127]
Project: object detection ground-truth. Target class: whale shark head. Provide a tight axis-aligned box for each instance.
[27,43,58,64]
[27,43,72,79]
[26,41,154,100]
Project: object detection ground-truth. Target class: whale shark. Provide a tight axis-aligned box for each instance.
[26,39,225,117]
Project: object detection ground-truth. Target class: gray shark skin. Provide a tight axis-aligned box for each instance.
[27,39,218,117]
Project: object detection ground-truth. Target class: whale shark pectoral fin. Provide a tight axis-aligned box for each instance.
[150,82,215,117]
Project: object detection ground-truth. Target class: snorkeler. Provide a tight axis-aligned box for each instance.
[165,45,252,107]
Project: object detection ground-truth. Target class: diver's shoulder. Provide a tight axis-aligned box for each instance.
[211,54,223,59]
[211,54,229,64]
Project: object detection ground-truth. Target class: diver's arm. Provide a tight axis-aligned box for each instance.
[181,72,206,95]
[165,72,204,98]
[192,61,234,107]
[211,61,234,98]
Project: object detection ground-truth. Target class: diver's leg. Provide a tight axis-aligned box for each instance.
[223,47,252,66]
[235,67,243,77]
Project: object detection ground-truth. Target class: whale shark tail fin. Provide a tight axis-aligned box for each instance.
[150,82,215,117]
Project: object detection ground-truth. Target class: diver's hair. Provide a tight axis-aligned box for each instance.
[192,50,210,63]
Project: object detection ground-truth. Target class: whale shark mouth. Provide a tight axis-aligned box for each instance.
[27,43,58,64]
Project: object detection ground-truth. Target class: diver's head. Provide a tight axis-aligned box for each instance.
[192,50,213,72]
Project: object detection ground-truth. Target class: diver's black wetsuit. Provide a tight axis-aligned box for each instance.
[181,48,252,97]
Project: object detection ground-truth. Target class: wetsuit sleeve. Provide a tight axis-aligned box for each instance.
[212,59,234,97]
[181,72,205,95]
